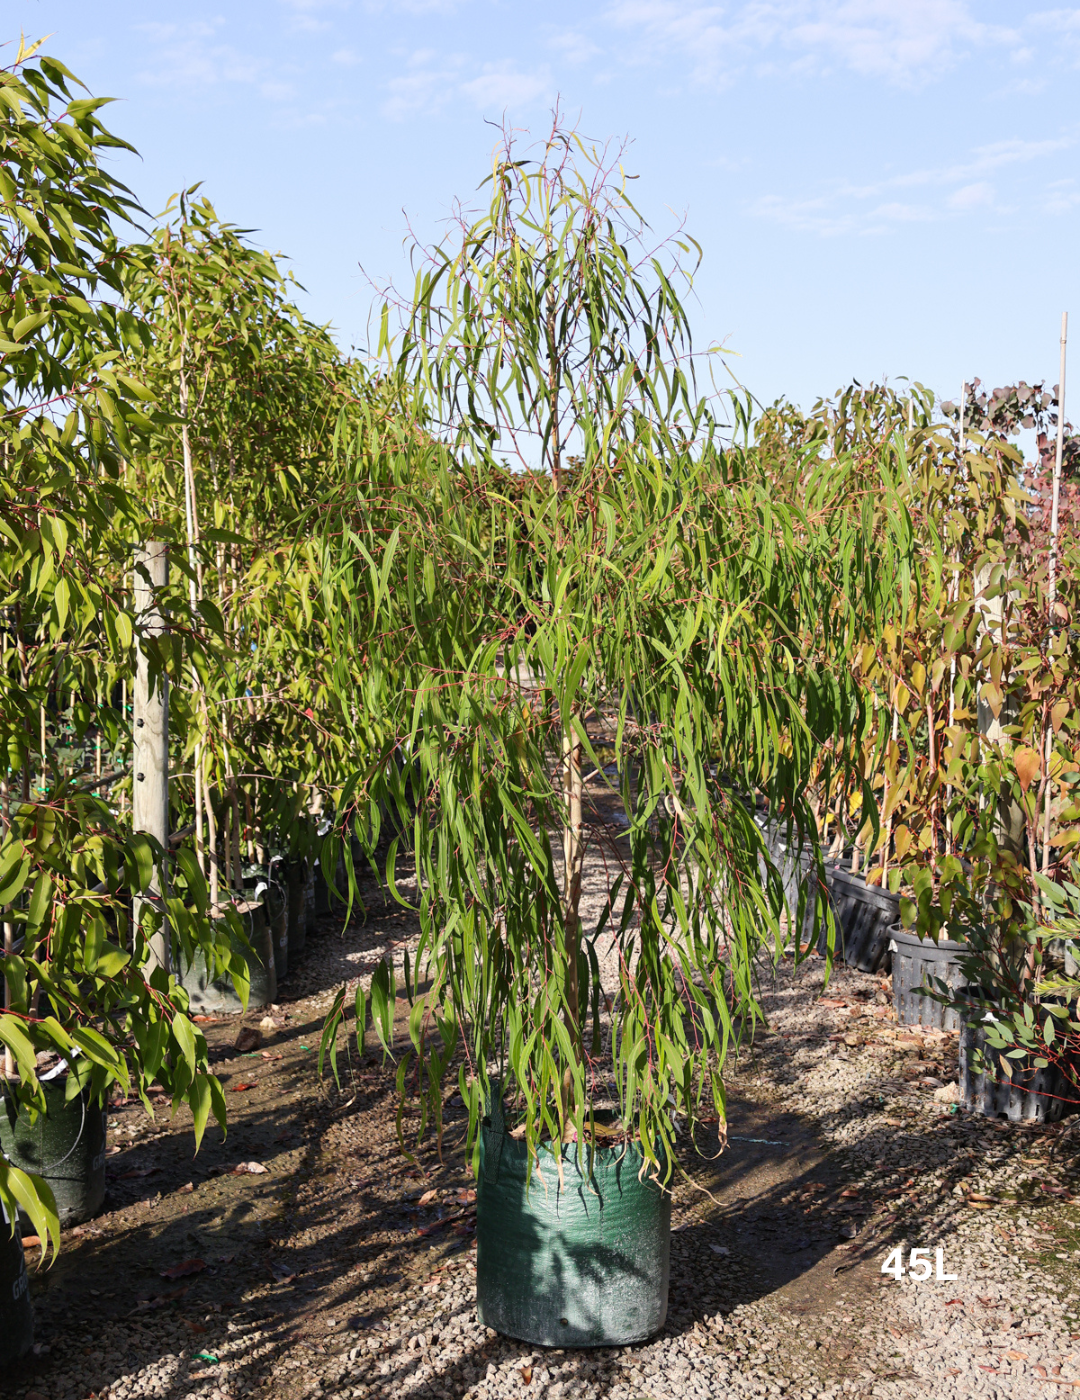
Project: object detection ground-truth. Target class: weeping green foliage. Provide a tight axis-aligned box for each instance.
[318,412,915,1178]
[315,124,916,1180]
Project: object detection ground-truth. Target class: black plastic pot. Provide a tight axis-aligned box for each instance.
[959,991,1078,1122]
[0,1077,107,1227]
[177,898,277,1014]
[285,860,308,961]
[243,868,288,983]
[303,863,317,932]
[818,863,898,973]
[476,1106,670,1348]
[0,1211,33,1365]
[754,814,831,942]
[756,817,813,914]
[890,926,966,1031]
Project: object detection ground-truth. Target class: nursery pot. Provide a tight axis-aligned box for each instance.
[958,989,1078,1123]
[177,897,277,1014]
[0,1206,33,1366]
[818,863,898,974]
[889,926,966,1032]
[285,860,308,961]
[246,869,288,983]
[476,1108,671,1348]
[0,1075,107,1227]
[755,816,815,923]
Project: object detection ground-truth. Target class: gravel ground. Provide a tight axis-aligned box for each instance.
[5,823,1080,1399]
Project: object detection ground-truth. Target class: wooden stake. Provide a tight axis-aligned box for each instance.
[133,543,170,976]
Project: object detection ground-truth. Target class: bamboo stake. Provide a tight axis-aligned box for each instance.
[204,749,220,911]
[1043,312,1069,877]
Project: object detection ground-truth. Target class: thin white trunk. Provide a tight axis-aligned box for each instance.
[1044,312,1069,877]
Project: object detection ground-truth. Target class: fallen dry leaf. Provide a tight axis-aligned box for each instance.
[269,1260,297,1283]
[1036,1366,1049,1378]
[132,1284,190,1313]
[418,1189,438,1207]
[118,1166,161,1181]
[840,1189,860,1199]
[231,1082,258,1092]
[191,1015,221,1024]
[1006,1350,1029,1360]
[234,1027,262,1053]
[944,1299,964,1306]
[160,1258,206,1279]
[233,1161,268,1175]
[259,1052,283,1061]
[178,1182,194,1194]
[520,1365,533,1385]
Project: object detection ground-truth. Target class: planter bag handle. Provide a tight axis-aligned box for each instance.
[482,1081,505,1186]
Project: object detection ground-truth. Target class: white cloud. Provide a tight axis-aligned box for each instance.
[603,0,1021,88]
[382,50,550,118]
[134,20,301,101]
[947,180,995,210]
[752,130,1073,235]
[1045,177,1080,212]
[460,66,551,110]
[546,29,604,65]
[332,47,362,65]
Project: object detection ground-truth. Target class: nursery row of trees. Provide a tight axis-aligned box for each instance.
[3,41,1080,1246]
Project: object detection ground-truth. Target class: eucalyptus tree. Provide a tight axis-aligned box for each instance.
[319,123,915,1176]
[120,197,361,891]
[0,41,232,1251]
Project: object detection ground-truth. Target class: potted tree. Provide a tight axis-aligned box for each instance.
[319,122,914,1345]
[0,44,240,1354]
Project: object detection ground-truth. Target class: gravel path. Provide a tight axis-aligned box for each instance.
[4,843,1080,1400]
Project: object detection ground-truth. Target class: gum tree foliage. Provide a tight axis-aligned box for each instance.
[120,196,386,884]
[0,43,232,1254]
[318,125,916,1179]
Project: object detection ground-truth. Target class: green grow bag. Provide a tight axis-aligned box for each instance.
[0,1077,107,1227]
[177,899,276,1014]
[0,1203,33,1365]
[476,1107,671,1348]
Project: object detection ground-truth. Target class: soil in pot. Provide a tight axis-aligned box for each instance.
[0,1207,33,1366]
[476,1108,670,1348]
[890,926,966,1031]
[177,898,277,1014]
[958,991,1079,1123]
[0,1073,107,1228]
[819,863,898,974]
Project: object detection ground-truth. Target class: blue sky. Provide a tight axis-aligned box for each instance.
[11,2,1080,418]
